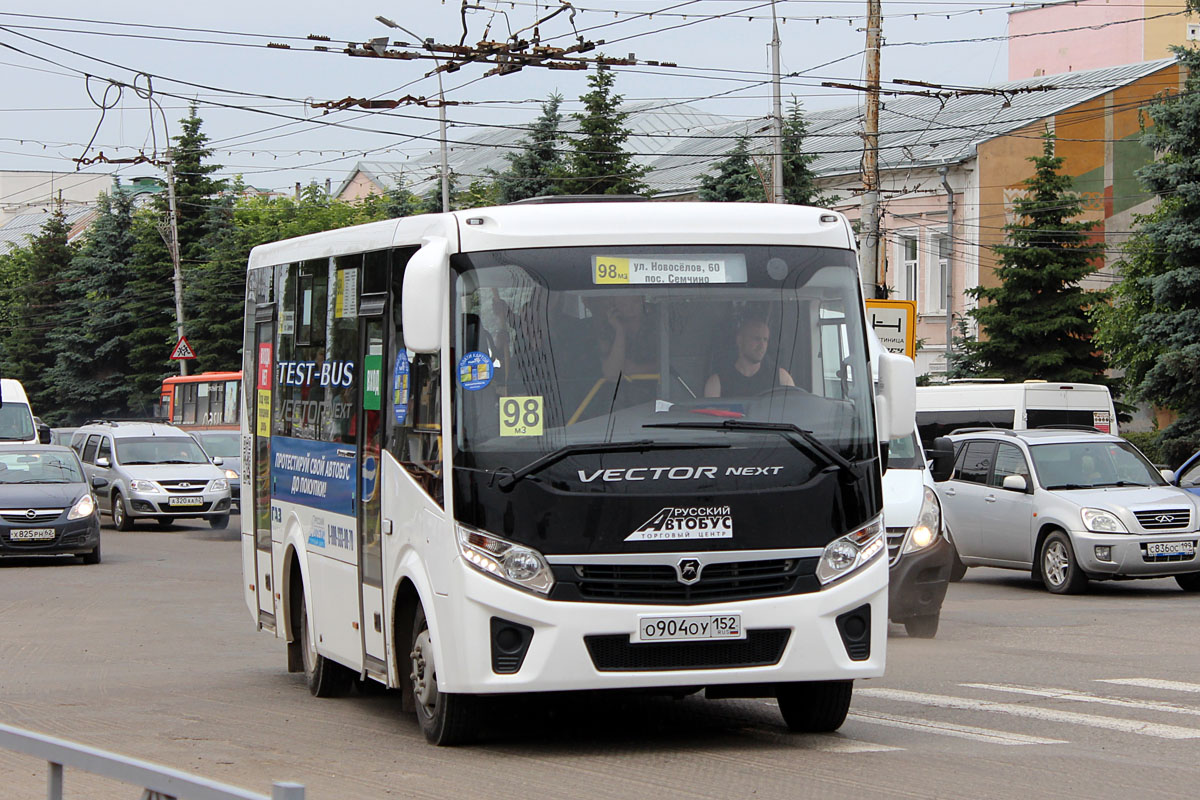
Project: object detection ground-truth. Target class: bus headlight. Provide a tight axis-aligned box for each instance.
[456,524,554,595]
[902,487,942,554]
[67,494,96,520]
[817,517,885,585]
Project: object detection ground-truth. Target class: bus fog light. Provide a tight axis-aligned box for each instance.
[1094,545,1113,562]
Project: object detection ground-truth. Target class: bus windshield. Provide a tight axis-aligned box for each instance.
[451,245,874,465]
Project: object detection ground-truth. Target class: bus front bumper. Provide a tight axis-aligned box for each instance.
[431,553,887,695]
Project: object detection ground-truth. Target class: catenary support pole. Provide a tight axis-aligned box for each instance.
[770,0,784,204]
[941,166,955,375]
[860,0,882,295]
[165,152,188,376]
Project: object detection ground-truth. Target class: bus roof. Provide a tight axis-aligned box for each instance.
[246,202,856,270]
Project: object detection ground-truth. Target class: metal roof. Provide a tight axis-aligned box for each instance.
[337,58,1177,198]
[0,205,97,256]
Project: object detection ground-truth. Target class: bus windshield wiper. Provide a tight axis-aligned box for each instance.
[643,419,855,477]
[497,439,727,491]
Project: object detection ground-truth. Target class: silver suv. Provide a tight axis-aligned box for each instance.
[71,421,232,530]
[932,428,1200,594]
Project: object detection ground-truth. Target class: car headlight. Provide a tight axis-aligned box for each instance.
[817,517,885,585]
[902,487,942,554]
[67,494,96,520]
[1082,508,1127,533]
[128,479,163,493]
[210,478,229,492]
[456,524,554,595]
[224,469,239,480]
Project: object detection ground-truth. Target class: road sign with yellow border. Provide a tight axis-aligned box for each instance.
[865,299,917,358]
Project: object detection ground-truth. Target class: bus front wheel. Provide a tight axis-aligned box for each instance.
[411,604,481,746]
[776,680,853,733]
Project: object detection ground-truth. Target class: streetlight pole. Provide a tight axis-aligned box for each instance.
[376,16,450,212]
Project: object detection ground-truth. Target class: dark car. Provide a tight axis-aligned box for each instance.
[1173,450,1200,499]
[189,430,242,512]
[0,445,101,564]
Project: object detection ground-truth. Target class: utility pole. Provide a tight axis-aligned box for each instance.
[860,0,882,296]
[940,167,955,376]
[770,0,784,204]
[163,152,188,377]
[376,16,450,212]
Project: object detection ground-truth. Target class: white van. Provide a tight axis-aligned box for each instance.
[0,379,46,444]
[916,381,1117,444]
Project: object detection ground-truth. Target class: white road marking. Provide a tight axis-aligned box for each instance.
[858,688,1200,739]
[848,710,1067,745]
[963,683,1200,717]
[1098,678,1200,695]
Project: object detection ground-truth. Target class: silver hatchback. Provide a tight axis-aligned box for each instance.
[933,428,1200,594]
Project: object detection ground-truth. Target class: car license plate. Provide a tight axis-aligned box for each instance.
[634,614,744,643]
[1146,541,1196,557]
[9,528,56,541]
[168,496,204,507]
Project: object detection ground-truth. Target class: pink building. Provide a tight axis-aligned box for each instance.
[1009,0,1197,80]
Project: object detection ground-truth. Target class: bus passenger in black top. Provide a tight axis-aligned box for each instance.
[703,316,795,397]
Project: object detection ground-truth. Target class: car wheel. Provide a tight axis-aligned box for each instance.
[156,517,175,530]
[1175,572,1200,592]
[209,514,230,530]
[299,589,351,698]
[1039,531,1088,594]
[112,491,134,531]
[412,603,482,746]
[776,680,853,733]
[903,613,940,639]
[81,543,101,565]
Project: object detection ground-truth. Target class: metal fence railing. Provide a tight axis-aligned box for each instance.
[0,722,305,800]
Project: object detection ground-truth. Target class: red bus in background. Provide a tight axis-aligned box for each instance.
[159,371,242,430]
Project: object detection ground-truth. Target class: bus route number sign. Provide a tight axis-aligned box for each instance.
[499,396,543,437]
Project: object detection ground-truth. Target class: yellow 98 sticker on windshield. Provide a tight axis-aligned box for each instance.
[593,257,630,284]
[500,396,544,437]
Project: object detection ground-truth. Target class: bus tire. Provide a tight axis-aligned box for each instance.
[112,491,134,531]
[776,680,853,733]
[411,604,481,746]
[299,590,350,697]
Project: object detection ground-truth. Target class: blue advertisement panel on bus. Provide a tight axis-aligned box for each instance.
[271,436,356,519]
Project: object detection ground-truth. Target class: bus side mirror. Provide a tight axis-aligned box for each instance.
[927,437,955,482]
[874,352,915,442]
[402,237,450,354]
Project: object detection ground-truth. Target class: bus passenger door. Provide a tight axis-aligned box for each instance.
[358,315,388,676]
[252,318,277,627]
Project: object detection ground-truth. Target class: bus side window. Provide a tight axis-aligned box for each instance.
[386,247,443,506]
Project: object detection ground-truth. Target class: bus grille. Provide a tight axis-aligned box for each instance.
[552,558,819,605]
[584,629,790,671]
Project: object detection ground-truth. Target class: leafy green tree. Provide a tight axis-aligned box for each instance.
[698,135,766,202]
[46,188,139,423]
[564,67,648,195]
[0,209,74,415]
[964,131,1108,384]
[1097,45,1200,463]
[494,93,566,203]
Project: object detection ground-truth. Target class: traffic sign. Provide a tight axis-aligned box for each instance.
[865,299,917,358]
[169,335,197,360]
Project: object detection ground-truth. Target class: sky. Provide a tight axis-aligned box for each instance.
[0,2,1017,195]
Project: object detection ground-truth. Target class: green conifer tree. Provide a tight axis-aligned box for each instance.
[494,93,565,203]
[964,131,1108,384]
[698,135,766,202]
[563,67,648,195]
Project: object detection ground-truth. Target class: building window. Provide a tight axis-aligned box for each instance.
[1189,22,1199,41]
[927,232,948,313]
[897,234,918,303]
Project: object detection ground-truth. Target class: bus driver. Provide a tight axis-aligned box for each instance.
[703,316,794,397]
